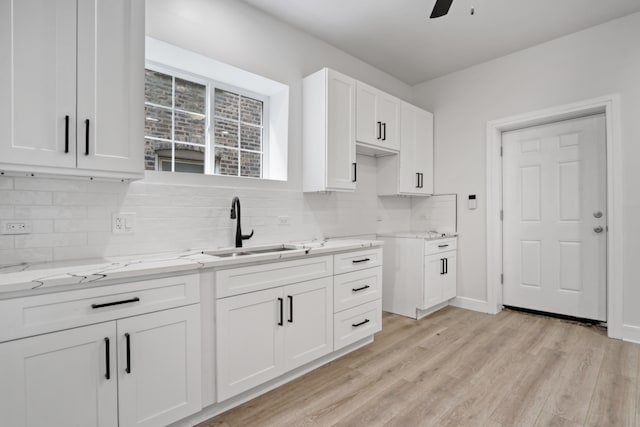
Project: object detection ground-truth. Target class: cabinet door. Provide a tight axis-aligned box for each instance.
[326,70,356,190]
[0,0,77,169]
[377,93,401,150]
[0,322,118,427]
[216,287,285,401]
[442,253,457,301]
[423,255,445,309]
[356,82,378,145]
[399,103,433,195]
[116,305,201,427]
[283,277,333,371]
[76,0,144,174]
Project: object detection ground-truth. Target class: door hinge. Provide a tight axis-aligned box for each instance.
[501,274,504,284]
[500,210,503,221]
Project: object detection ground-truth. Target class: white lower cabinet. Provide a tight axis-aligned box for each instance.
[0,322,118,427]
[216,277,333,401]
[423,252,457,310]
[0,275,202,427]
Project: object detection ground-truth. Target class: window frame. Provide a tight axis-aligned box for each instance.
[144,61,270,178]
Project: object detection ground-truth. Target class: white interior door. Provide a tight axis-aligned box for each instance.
[502,114,607,321]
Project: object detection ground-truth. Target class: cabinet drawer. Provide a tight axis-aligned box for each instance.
[425,238,457,255]
[215,256,333,298]
[0,274,200,342]
[334,300,382,350]
[333,248,382,275]
[334,267,382,312]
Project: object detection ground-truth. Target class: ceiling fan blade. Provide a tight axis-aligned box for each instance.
[430,0,454,18]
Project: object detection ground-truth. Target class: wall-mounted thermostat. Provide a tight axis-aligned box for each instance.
[468,195,477,210]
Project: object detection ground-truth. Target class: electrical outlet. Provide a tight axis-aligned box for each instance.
[112,213,136,234]
[1,221,32,235]
[277,216,291,226]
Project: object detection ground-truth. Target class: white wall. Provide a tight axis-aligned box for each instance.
[0,0,413,264]
[412,12,640,329]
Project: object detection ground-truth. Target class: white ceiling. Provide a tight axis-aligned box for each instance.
[240,0,640,85]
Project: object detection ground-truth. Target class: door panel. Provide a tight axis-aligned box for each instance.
[77,0,144,173]
[355,82,378,145]
[283,277,333,371]
[326,70,356,190]
[117,305,201,427]
[0,0,77,168]
[216,287,284,401]
[502,114,607,321]
[0,322,118,427]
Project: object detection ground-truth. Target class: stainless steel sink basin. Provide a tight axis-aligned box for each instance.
[204,245,298,258]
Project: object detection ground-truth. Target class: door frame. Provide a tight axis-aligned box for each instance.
[486,94,623,338]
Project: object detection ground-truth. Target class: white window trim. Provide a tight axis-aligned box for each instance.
[144,37,289,184]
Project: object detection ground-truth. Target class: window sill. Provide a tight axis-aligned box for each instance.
[143,170,290,190]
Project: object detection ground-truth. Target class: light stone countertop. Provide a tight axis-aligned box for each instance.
[0,239,383,299]
[376,231,458,240]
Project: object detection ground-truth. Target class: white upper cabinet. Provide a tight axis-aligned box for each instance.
[0,0,144,179]
[303,68,357,192]
[377,102,434,196]
[356,81,400,153]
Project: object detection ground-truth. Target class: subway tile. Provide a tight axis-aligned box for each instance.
[14,206,87,219]
[53,192,122,206]
[0,177,13,190]
[0,190,52,205]
[14,232,87,248]
[14,177,88,192]
[0,248,53,265]
[0,235,15,249]
[55,219,110,233]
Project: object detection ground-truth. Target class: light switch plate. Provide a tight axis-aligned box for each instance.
[1,220,32,235]
[112,212,136,234]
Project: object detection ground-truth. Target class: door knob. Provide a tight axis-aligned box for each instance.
[593,211,603,218]
[594,226,604,233]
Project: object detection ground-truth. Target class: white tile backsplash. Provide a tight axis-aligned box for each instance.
[0,155,413,263]
[411,194,457,233]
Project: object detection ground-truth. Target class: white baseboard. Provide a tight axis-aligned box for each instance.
[450,296,496,314]
[622,324,640,344]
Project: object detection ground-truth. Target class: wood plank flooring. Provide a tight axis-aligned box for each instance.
[198,307,640,427]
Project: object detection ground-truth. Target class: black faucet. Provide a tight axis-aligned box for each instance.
[230,196,254,248]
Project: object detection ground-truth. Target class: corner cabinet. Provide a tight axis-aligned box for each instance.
[377,102,434,196]
[0,0,144,180]
[356,81,401,152]
[303,68,357,192]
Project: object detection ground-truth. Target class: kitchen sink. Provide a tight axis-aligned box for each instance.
[204,245,298,258]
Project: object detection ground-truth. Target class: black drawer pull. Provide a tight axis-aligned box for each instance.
[438,244,449,248]
[352,258,370,264]
[84,119,90,155]
[352,319,370,328]
[382,122,387,141]
[125,333,131,374]
[91,297,140,309]
[377,121,382,140]
[104,337,110,380]
[64,115,70,153]
[278,297,284,326]
[352,285,371,292]
[288,295,293,323]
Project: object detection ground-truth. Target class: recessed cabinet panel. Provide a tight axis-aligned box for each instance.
[356,81,400,152]
[77,0,144,174]
[0,322,118,427]
[0,0,78,168]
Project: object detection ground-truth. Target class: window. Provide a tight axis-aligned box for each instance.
[144,68,265,178]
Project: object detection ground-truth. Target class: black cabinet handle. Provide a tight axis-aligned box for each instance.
[416,172,420,188]
[104,337,110,380]
[438,244,449,248]
[419,173,424,188]
[125,333,131,374]
[84,119,90,155]
[377,121,382,140]
[352,319,370,328]
[91,297,140,309]
[352,285,371,292]
[352,258,370,264]
[382,122,387,141]
[440,258,445,275]
[352,162,357,183]
[277,297,284,326]
[288,295,293,323]
[445,258,448,274]
[64,115,70,153]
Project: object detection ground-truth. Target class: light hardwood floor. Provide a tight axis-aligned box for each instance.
[198,307,640,427]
